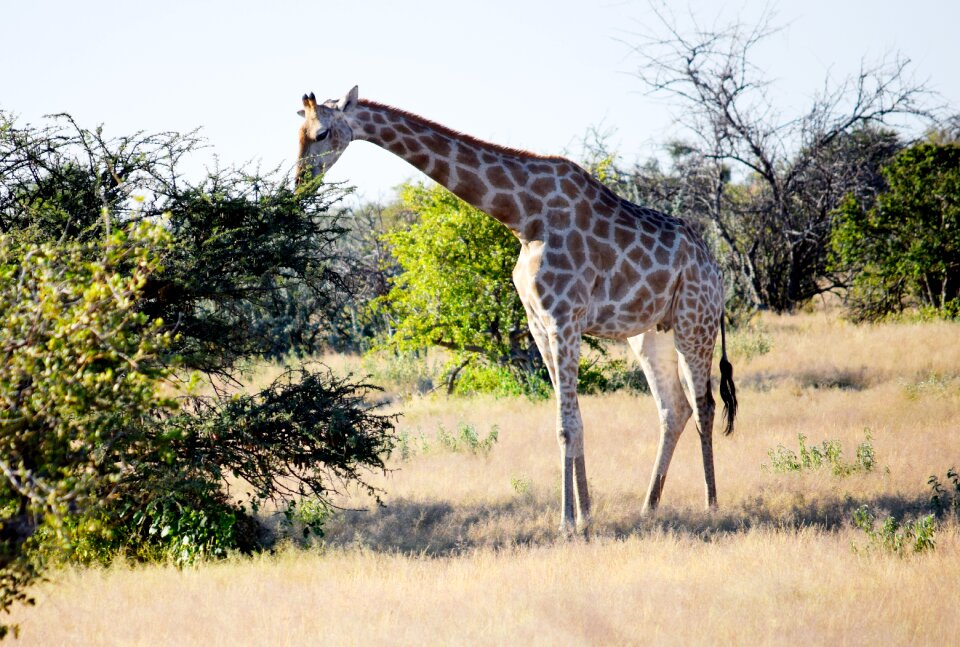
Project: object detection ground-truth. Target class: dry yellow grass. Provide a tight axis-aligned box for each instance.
[12,311,960,645]
[15,525,960,646]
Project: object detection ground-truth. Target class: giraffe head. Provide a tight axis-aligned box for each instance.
[296,86,359,182]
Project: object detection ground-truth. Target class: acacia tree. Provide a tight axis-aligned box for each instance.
[831,142,960,320]
[0,112,351,365]
[0,111,396,628]
[629,6,930,311]
[322,200,406,352]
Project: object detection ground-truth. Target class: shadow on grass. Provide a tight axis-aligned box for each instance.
[320,496,558,554]
[316,488,934,556]
[743,366,871,392]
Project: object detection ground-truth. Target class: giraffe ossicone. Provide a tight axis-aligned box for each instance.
[297,86,738,534]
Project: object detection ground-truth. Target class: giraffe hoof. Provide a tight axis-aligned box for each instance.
[576,523,592,541]
[558,520,591,540]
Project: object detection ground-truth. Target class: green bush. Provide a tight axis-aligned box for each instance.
[510,475,533,498]
[727,322,772,361]
[281,497,333,544]
[396,421,499,459]
[851,468,960,557]
[453,362,550,399]
[41,490,242,567]
[0,222,175,631]
[436,422,499,456]
[577,355,649,395]
[852,506,937,556]
[928,468,960,518]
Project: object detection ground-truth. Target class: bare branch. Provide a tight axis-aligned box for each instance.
[622,3,937,311]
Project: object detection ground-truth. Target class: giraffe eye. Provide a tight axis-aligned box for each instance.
[316,129,329,142]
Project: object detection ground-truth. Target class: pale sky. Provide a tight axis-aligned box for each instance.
[3,1,958,204]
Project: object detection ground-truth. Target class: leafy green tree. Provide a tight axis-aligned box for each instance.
[374,183,544,392]
[832,143,960,320]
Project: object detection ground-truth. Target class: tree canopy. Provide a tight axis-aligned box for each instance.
[374,183,544,392]
[628,8,930,313]
[831,142,960,320]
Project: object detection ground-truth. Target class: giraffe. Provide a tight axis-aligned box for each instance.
[296,86,737,534]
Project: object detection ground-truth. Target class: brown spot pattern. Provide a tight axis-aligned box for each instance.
[454,169,484,205]
[531,177,555,196]
[487,165,514,190]
[458,146,480,167]
[490,193,519,222]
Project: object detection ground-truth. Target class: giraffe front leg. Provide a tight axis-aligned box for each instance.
[574,454,590,530]
[629,332,692,514]
[549,325,590,536]
[524,303,590,536]
[558,399,590,535]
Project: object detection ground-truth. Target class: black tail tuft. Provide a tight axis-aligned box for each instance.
[718,314,738,436]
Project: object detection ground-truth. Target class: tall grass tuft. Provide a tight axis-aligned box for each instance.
[765,429,878,476]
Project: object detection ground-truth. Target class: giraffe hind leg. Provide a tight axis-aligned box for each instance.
[676,335,719,509]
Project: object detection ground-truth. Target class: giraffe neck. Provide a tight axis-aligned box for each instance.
[350,100,563,235]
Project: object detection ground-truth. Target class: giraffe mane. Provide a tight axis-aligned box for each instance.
[359,99,569,163]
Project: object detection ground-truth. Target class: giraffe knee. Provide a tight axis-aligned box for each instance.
[557,428,584,457]
[658,404,691,435]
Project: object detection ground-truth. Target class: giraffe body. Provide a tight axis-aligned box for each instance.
[297,87,737,532]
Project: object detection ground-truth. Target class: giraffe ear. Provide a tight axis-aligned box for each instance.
[337,85,359,112]
[297,109,305,118]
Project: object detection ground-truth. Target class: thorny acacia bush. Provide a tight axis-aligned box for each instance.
[42,366,395,567]
[0,111,354,364]
[0,112,397,633]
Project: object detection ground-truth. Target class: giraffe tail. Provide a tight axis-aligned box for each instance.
[718,312,738,436]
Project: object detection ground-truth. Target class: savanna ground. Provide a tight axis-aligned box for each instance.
[12,310,960,645]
